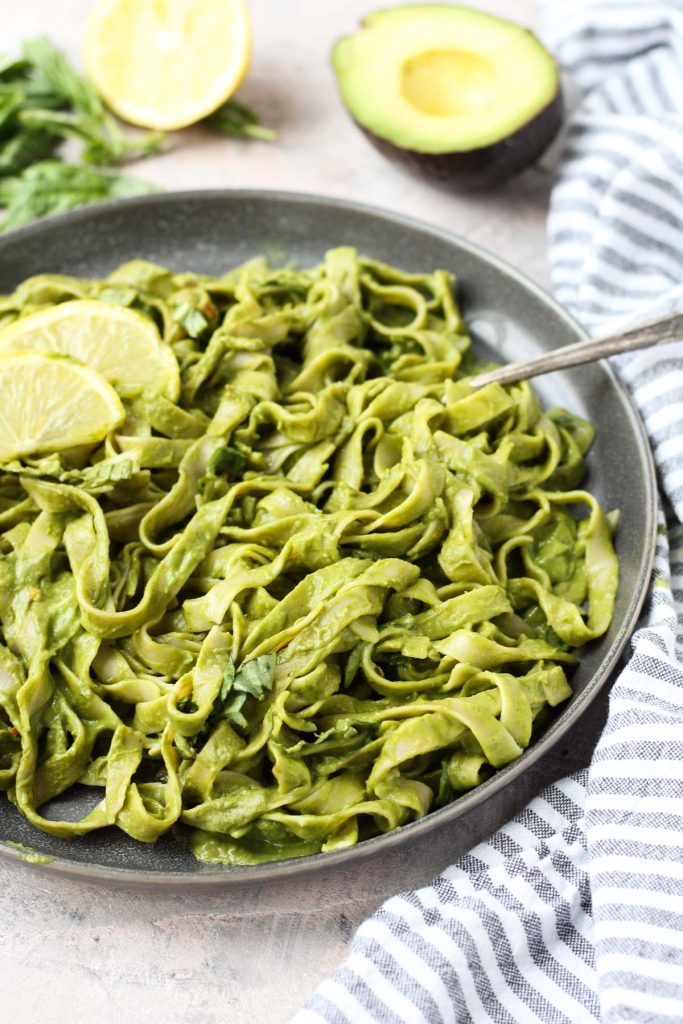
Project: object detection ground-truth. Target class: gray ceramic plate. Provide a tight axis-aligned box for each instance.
[0,190,656,886]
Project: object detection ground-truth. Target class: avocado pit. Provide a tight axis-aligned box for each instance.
[401,49,497,119]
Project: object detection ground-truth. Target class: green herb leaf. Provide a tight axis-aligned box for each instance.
[0,57,31,81]
[198,444,248,493]
[18,107,163,166]
[207,445,248,481]
[215,654,276,728]
[173,301,210,339]
[219,659,236,703]
[20,38,164,165]
[0,160,158,231]
[221,692,248,730]
[0,451,140,489]
[205,97,276,141]
[22,37,102,120]
[83,123,165,167]
[0,85,22,131]
[233,654,276,698]
[0,127,58,176]
[0,38,164,230]
[286,720,359,755]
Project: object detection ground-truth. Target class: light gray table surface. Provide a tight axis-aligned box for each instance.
[1,3,612,1022]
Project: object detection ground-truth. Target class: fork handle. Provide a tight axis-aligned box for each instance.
[471,311,683,389]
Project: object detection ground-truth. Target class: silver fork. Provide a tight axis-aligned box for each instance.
[471,311,683,389]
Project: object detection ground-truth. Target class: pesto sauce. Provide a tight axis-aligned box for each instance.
[0,248,619,865]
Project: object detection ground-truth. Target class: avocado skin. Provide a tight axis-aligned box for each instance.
[357,86,563,193]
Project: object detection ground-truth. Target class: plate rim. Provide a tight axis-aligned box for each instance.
[0,188,658,886]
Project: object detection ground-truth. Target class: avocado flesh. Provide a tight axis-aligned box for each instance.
[333,4,562,189]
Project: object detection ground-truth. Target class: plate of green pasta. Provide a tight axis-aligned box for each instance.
[0,191,656,883]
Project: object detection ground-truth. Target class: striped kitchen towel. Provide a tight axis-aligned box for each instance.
[293,3,683,1022]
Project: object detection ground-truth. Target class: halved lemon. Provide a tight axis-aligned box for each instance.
[0,300,180,400]
[0,352,125,461]
[84,0,252,131]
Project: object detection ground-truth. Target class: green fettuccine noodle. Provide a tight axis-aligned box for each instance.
[0,248,619,864]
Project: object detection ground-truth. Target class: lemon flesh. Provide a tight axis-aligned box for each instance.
[85,0,252,130]
[0,352,125,461]
[0,300,180,400]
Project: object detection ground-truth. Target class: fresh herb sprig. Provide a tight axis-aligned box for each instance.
[206,97,276,141]
[0,38,275,232]
[0,37,160,231]
[0,160,157,232]
[197,444,250,497]
[17,38,163,166]
[216,654,277,730]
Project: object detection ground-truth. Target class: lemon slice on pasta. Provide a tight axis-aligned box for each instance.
[0,351,125,461]
[0,299,179,400]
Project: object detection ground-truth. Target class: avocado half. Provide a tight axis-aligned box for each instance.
[332,4,563,192]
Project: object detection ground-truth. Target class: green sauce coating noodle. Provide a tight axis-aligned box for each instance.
[0,248,618,864]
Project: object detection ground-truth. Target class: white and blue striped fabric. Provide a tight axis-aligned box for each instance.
[293,3,683,1021]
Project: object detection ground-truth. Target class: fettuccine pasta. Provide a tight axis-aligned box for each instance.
[0,248,618,864]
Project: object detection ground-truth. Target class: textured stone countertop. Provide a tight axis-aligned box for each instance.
[1,3,610,1023]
